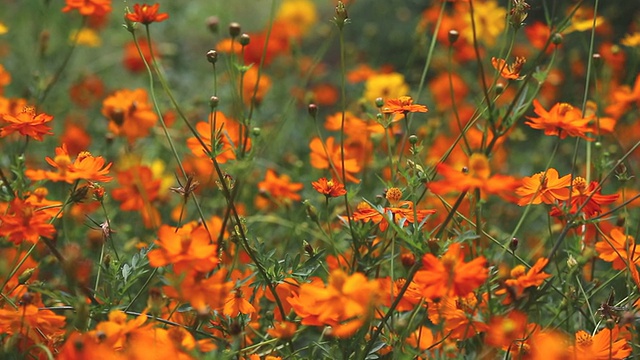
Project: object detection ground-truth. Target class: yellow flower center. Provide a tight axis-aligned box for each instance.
[558,103,573,116]
[77,151,92,161]
[54,154,71,175]
[575,330,593,347]
[385,187,403,205]
[572,177,587,193]
[468,153,491,180]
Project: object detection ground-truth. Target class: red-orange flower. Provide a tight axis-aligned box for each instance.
[256,169,303,209]
[164,270,233,314]
[550,177,618,218]
[382,95,429,115]
[311,177,347,198]
[491,56,526,80]
[496,258,551,302]
[62,0,111,16]
[0,198,57,245]
[515,168,571,206]
[26,144,113,183]
[526,99,595,140]
[102,88,158,143]
[0,106,53,141]
[426,294,489,340]
[0,304,66,350]
[428,153,520,201]
[148,223,219,274]
[414,242,488,300]
[350,189,435,232]
[110,164,162,228]
[309,136,361,183]
[126,3,169,25]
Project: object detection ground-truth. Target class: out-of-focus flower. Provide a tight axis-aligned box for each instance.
[256,169,303,209]
[311,177,346,198]
[0,198,57,245]
[460,0,506,46]
[564,7,606,34]
[426,294,489,340]
[491,56,526,80]
[275,0,317,38]
[288,270,382,338]
[414,242,488,300]
[484,311,529,351]
[0,303,66,352]
[148,223,219,274]
[429,153,521,201]
[0,106,53,141]
[69,73,105,108]
[363,72,409,104]
[567,325,631,360]
[69,28,101,47]
[111,164,161,228]
[26,144,112,183]
[126,3,169,25]
[0,64,11,94]
[309,136,361,183]
[102,88,158,143]
[526,100,595,140]
[122,38,156,72]
[164,269,233,314]
[62,0,112,17]
[382,96,429,115]
[496,258,551,302]
[242,66,271,106]
[516,168,571,206]
[621,32,640,47]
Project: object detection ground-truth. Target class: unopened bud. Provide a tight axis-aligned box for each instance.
[375,97,384,108]
[18,268,35,285]
[334,1,349,29]
[206,50,218,64]
[229,22,241,38]
[239,33,250,46]
[210,96,219,108]
[308,103,318,118]
[401,253,415,268]
[303,240,315,257]
[409,135,418,145]
[495,83,504,95]
[448,30,459,44]
[206,16,219,34]
[303,200,318,222]
[551,33,563,45]
[252,127,261,137]
[509,237,518,252]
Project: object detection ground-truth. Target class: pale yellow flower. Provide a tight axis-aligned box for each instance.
[0,22,8,35]
[461,0,506,47]
[70,28,101,47]
[363,73,409,104]
[276,0,317,38]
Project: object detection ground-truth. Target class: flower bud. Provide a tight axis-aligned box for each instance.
[509,237,518,252]
[409,134,418,145]
[375,97,384,108]
[229,22,241,38]
[448,30,459,44]
[239,33,250,46]
[206,16,219,34]
[206,50,218,64]
[252,127,261,137]
[308,103,318,118]
[334,1,349,29]
[551,33,563,45]
[210,96,219,108]
[495,83,505,95]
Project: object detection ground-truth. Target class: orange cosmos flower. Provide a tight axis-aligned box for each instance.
[26,144,113,183]
[309,136,361,183]
[122,38,156,73]
[491,56,526,80]
[382,95,429,115]
[62,0,111,16]
[69,73,105,108]
[594,228,639,271]
[406,326,436,352]
[496,258,551,302]
[267,321,297,340]
[148,223,219,274]
[288,270,381,338]
[223,288,256,317]
[126,3,169,25]
[164,270,233,314]
[550,178,618,218]
[426,294,489,340]
[0,197,56,245]
[311,177,347,198]
[0,106,53,141]
[0,303,66,350]
[186,112,248,164]
[414,243,488,300]
[428,153,521,201]
[485,310,529,351]
[516,168,571,206]
[102,88,158,143]
[526,99,595,140]
[568,325,631,360]
[256,169,303,209]
[351,188,435,231]
[111,164,161,228]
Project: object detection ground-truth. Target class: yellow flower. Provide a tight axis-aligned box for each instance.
[363,72,409,104]
[0,22,8,35]
[276,0,317,38]
[70,28,101,47]
[621,32,640,47]
[461,0,506,46]
[564,7,605,34]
